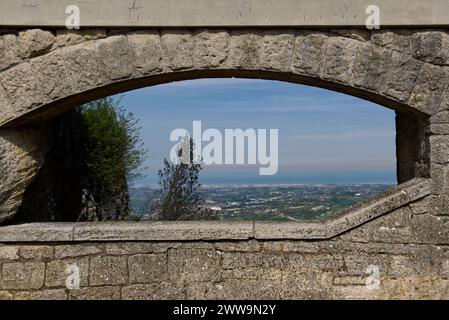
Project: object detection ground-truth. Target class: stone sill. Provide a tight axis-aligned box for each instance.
[0,178,429,242]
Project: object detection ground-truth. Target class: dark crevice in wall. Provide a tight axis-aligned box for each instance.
[11,110,86,223]
[396,111,430,184]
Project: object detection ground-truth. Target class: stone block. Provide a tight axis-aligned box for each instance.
[0,34,20,71]
[1,262,45,290]
[19,246,54,260]
[370,29,412,54]
[431,136,449,164]
[17,29,55,58]
[127,31,163,75]
[408,64,449,115]
[430,163,449,194]
[95,35,134,80]
[429,195,449,216]
[0,246,19,260]
[69,286,121,300]
[168,249,221,283]
[228,30,262,69]
[291,32,327,76]
[89,256,128,286]
[161,30,194,70]
[322,36,358,83]
[194,30,229,68]
[352,43,391,91]
[0,62,48,113]
[54,244,103,259]
[382,52,422,102]
[129,254,167,284]
[260,30,295,71]
[45,257,89,288]
[411,31,449,65]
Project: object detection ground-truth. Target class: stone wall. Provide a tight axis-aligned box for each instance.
[1,203,449,299]
[0,179,448,300]
[1,26,449,299]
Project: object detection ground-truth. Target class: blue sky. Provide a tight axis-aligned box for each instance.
[113,78,396,185]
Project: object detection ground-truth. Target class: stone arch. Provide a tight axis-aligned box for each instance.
[1,29,448,126]
[1,27,448,222]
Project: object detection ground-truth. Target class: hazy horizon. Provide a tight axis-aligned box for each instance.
[114,78,396,185]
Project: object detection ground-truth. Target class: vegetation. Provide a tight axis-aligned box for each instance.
[78,97,147,221]
[149,137,216,221]
[15,97,146,222]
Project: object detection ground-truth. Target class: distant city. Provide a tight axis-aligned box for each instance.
[130,183,393,221]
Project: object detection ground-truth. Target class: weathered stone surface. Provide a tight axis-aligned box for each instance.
[382,52,422,102]
[331,28,369,42]
[200,280,280,299]
[161,30,194,70]
[122,283,183,300]
[431,123,449,135]
[0,223,74,242]
[168,249,221,283]
[15,289,67,300]
[1,262,45,289]
[96,36,134,80]
[45,257,89,288]
[194,30,229,68]
[30,41,105,102]
[19,246,53,260]
[129,254,167,284]
[0,246,19,260]
[255,221,326,239]
[127,31,163,75]
[73,221,254,241]
[408,64,449,115]
[429,195,449,216]
[430,163,449,194]
[409,199,429,214]
[106,242,176,255]
[0,127,49,223]
[281,271,334,299]
[54,244,103,259]
[0,34,19,71]
[260,30,295,71]
[371,29,412,54]
[69,286,121,300]
[18,29,55,59]
[89,256,128,286]
[411,31,449,65]
[228,30,261,69]
[0,62,48,112]
[291,32,327,76]
[430,135,449,164]
[55,29,106,48]
[322,37,358,83]
[352,43,390,91]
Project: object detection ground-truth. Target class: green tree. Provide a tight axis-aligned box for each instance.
[78,97,147,221]
[14,97,146,223]
[151,137,216,221]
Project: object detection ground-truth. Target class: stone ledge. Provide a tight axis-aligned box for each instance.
[73,221,254,241]
[1,0,449,27]
[0,179,430,242]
